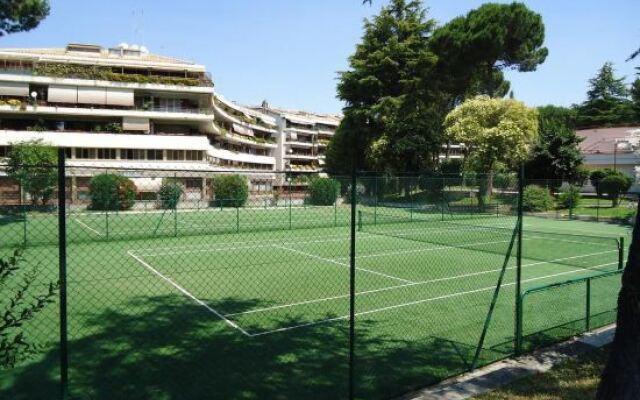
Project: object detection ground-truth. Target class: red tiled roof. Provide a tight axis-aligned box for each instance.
[576,126,640,154]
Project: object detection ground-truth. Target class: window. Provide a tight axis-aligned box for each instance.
[185,150,202,161]
[185,178,201,189]
[97,148,116,160]
[122,149,145,160]
[76,148,96,159]
[147,150,163,160]
[64,147,72,159]
[167,150,184,161]
[0,146,7,157]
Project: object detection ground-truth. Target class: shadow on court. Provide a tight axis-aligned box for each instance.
[0,295,510,400]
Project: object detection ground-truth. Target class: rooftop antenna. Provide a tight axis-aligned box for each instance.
[131,5,145,47]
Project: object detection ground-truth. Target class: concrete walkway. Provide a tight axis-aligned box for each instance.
[397,325,615,400]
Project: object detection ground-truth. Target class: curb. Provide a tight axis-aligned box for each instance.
[397,324,615,400]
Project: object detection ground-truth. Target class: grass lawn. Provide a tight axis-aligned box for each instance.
[475,345,610,400]
[557,197,636,221]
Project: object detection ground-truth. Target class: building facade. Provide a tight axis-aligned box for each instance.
[0,43,340,203]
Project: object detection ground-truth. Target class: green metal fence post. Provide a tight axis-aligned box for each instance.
[57,148,69,400]
[288,180,292,230]
[349,165,357,400]
[21,178,27,246]
[409,178,414,222]
[619,237,625,270]
[173,173,178,237]
[334,198,337,227]
[586,279,591,331]
[105,210,109,241]
[358,210,362,232]
[236,206,240,233]
[515,164,524,356]
[516,292,525,356]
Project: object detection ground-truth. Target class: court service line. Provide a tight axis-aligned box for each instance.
[248,262,618,337]
[74,218,104,237]
[225,249,617,317]
[127,250,251,337]
[276,244,416,285]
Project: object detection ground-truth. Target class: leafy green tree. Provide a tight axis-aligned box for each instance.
[631,78,640,119]
[576,62,635,128]
[158,180,183,210]
[308,178,339,206]
[525,105,584,182]
[6,140,57,205]
[1,248,58,368]
[0,0,50,36]
[327,0,440,174]
[444,97,538,203]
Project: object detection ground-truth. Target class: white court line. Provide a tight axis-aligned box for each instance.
[276,244,416,284]
[127,250,251,337]
[74,218,104,237]
[248,262,619,337]
[225,249,617,317]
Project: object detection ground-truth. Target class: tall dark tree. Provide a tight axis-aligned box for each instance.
[525,105,584,182]
[429,2,548,104]
[327,0,440,174]
[0,0,49,36]
[576,62,635,128]
[597,202,640,399]
[631,78,640,119]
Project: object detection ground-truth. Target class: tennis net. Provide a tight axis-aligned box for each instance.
[358,210,623,272]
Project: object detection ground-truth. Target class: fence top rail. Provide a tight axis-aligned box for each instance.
[521,269,623,298]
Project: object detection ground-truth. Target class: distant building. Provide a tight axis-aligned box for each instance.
[577,126,640,180]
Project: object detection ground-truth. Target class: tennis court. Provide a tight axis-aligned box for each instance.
[1,197,630,399]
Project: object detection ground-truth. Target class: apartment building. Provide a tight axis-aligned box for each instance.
[0,43,343,203]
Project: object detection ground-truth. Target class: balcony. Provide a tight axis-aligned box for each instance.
[285,153,317,161]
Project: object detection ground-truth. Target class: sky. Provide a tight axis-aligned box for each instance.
[1,0,639,114]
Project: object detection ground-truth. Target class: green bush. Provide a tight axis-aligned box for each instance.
[522,185,554,212]
[158,180,183,209]
[212,175,248,208]
[589,169,612,196]
[558,184,582,209]
[600,174,633,207]
[89,174,137,210]
[308,178,340,206]
[494,173,517,190]
[573,165,591,186]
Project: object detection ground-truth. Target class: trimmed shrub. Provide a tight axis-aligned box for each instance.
[308,178,340,206]
[600,174,633,207]
[558,184,582,209]
[159,180,183,209]
[589,169,611,196]
[212,175,248,208]
[89,174,136,211]
[522,185,554,212]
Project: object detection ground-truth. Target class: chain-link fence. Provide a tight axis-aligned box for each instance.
[0,157,630,400]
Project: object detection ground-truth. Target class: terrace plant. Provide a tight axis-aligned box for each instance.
[212,175,248,208]
[1,248,58,369]
[89,174,137,211]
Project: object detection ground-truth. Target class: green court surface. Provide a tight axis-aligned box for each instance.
[0,205,630,400]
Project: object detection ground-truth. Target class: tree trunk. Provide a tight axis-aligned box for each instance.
[477,172,493,210]
[596,200,640,399]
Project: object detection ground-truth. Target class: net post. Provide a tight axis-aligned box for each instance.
[57,148,69,400]
[619,237,625,270]
[586,278,591,331]
[514,164,524,356]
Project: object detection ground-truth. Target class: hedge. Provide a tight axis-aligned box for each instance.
[308,178,340,206]
[89,174,137,211]
[212,175,248,208]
